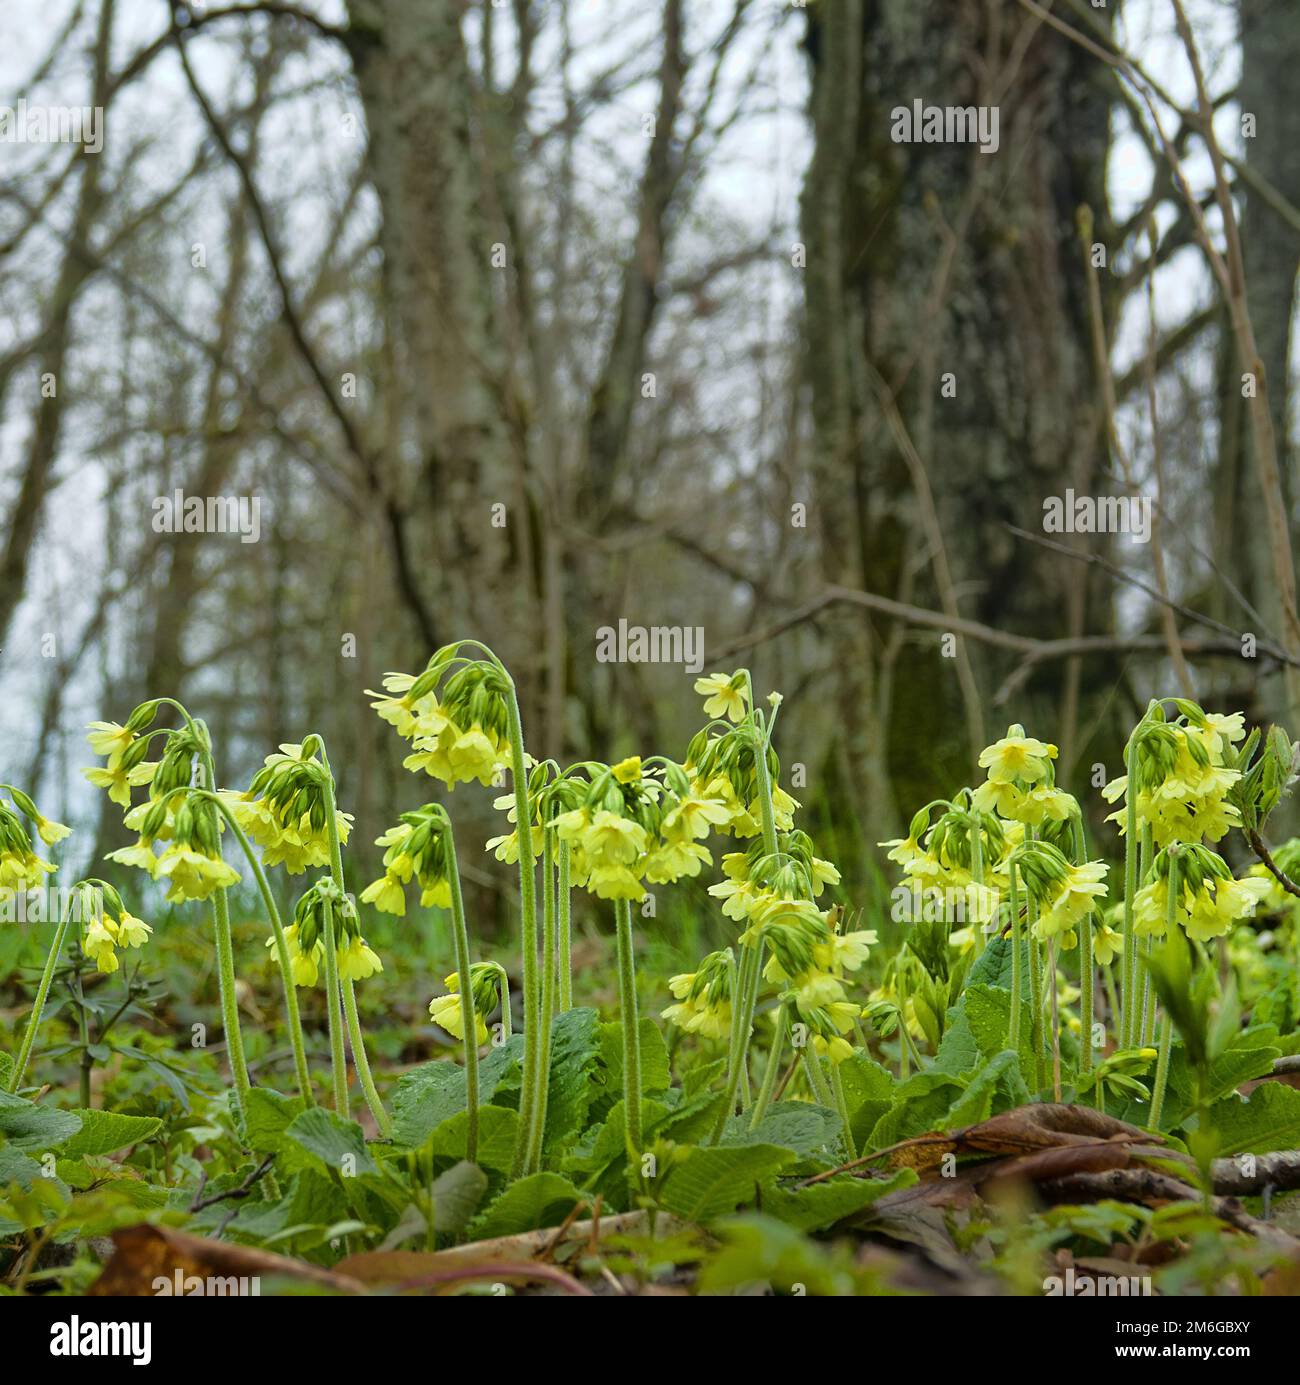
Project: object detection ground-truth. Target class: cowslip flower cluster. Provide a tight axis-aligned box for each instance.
[83,716,160,807]
[880,799,1003,933]
[368,653,516,789]
[709,831,841,925]
[361,804,457,916]
[972,727,1076,827]
[1103,702,1245,848]
[78,880,152,974]
[662,949,735,1040]
[1009,840,1109,945]
[1133,844,1271,943]
[428,962,503,1045]
[554,757,728,901]
[88,716,239,900]
[0,789,67,901]
[281,879,382,985]
[683,690,799,839]
[756,902,876,1063]
[222,742,352,874]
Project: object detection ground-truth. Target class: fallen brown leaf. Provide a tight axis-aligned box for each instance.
[89,1224,364,1296]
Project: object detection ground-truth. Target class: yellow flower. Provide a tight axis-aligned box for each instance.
[812,1032,855,1065]
[429,979,489,1044]
[82,764,132,808]
[978,731,1057,785]
[582,810,647,866]
[693,672,748,723]
[660,792,731,843]
[611,756,643,784]
[269,924,322,987]
[85,720,134,764]
[105,838,161,880]
[1092,921,1124,966]
[1185,876,1271,942]
[360,872,407,917]
[157,845,240,903]
[83,916,120,973]
[338,935,383,981]
[644,839,710,884]
[35,815,71,846]
[114,910,152,949]
[587,863,645,901]
[1036,861,1108,939]
[447,725,501,784]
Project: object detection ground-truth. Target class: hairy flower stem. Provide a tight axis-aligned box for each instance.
[711,935,763,1142]
[8,899,74,1093]
[614,898,642,1160]
[970,812,986,955]
[1048,941,1062,1102]
[319,897,348,1114]
[525,828,559,1172]
[208,797,313,1104]
[1147,851,1180,1131]
[439,828,480,1163]
[714,694,781,1128]
[319,750,389,1132]
[749,1002,789,1130]
[1121,735,1140,1048]
[503,682,542,1180]
[1008,863,1023,1054]
[802,1049,833,1106]
[1138,826,1155,1045]
[1071,816,1095,1079]
[343,977,391,1137]
[195,734,250,1124]
[1028,908,1046,1091]
[557,840,573,1013]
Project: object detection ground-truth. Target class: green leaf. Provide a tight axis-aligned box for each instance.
[654,1088,728,1145]
[468,1172,583,1240]
[0,1145,54,1193]
[1163,1044,1280,1124]
[0,1092,82,1152]
[389,1060,468,1149]
[722,1102,840,1158]
[657,1143,795,1223]
[865,1071,965,1150]
[600,1017,670,1094]
[760,1168,917,1232]
[429,1105,519,1173]
[284,1108,377,1176]
[55,1110,163,1158]
[964,985,1036,1067]
[683,1057,727,1099]
[944,1049,1024,1128]
[967,935,1028,996]
[541,1008,604,1152]
[432,1161,489,1234]
[1208,1084,1300,1156]
[838,1053,897,1150]
[244,1088,308,1158]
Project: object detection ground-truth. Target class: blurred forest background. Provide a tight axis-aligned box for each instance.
[2,0,1299,944]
